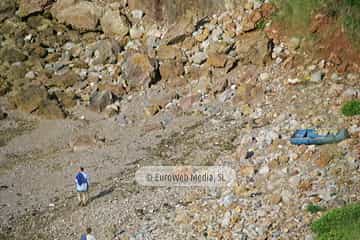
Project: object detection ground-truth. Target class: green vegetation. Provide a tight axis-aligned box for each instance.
[272,0,360,46]
[311,203,360,240]
[341,100,360,116]
[307,204,326,214]
[256,19,267,30]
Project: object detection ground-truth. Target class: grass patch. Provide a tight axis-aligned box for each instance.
[311,203,360,240]
[307,204,326,214]
[341,100,360,116]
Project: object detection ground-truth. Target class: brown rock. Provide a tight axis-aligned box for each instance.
[56,91,77,108]
[0,47,28,63]
[70,135,97,152]
[36,99,66,119]
[167,76,187,88]
[206,41,231,55]
[194,28,210,42]
[51,71,80,89]
[270,194,282,204]
[12,86,48,113]
[162,12,194,45]
[101,9,129,38]
[149,91,177,108]
[122,53,156,89]
[157,45,181,60]
[52,1,100,31]
[0,0,16,22]
[160,61,184,80]
[260,3,275,18]
[235,31,270,66]
[98,83,127,98]
[18,0,48,17]
[242,10,262,32]
[181,37,196,50]
[144,104,161,117]
[212,77,228,94]
[315,148,332,168]
[207,53,227,68]
[239,165,255,177]
[299,180,312,192]
[178,94,200,111]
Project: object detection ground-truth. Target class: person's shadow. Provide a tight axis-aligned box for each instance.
[90,186,115,202]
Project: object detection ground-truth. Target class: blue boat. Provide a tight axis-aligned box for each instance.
[290,129,350,145]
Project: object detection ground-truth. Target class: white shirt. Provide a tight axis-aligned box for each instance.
[87,234,96,240]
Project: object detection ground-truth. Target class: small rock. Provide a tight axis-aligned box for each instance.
[239,165,255,177]
[131,9,144,19]
[331,73,341,81]
[70,135,97,152]
[288,37,301,51]
[310,71,324,82]
[0,108,7,120]
[259,72,270,81]
[288,78,303,85]
[207,53,227,68]
[89,90,114,113]
[191,52,207,65]
[25,71,36,79]
[144,104,161,117]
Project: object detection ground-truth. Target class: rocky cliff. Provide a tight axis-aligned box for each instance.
[128,0,244,22]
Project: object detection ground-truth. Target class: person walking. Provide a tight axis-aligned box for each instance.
[75,167,89,206]
[80,227,96,240]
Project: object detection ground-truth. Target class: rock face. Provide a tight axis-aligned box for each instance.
[100,9,129,38]
[128,0,242,23]
[0,0,16,22]
[122,53,157,89]
[51,0,101,30]
[18,0,48,17]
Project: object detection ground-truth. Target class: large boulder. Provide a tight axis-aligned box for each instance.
[51,0,101,31]
[235,31,270,66]
[0,47,28,63]
[87,40,118,65]
[36,99,66,119]
[12,86,48,113]
[100,9,129,39]
[18,0,48,17]
[0,0,16,22]
[122,53,157,89]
